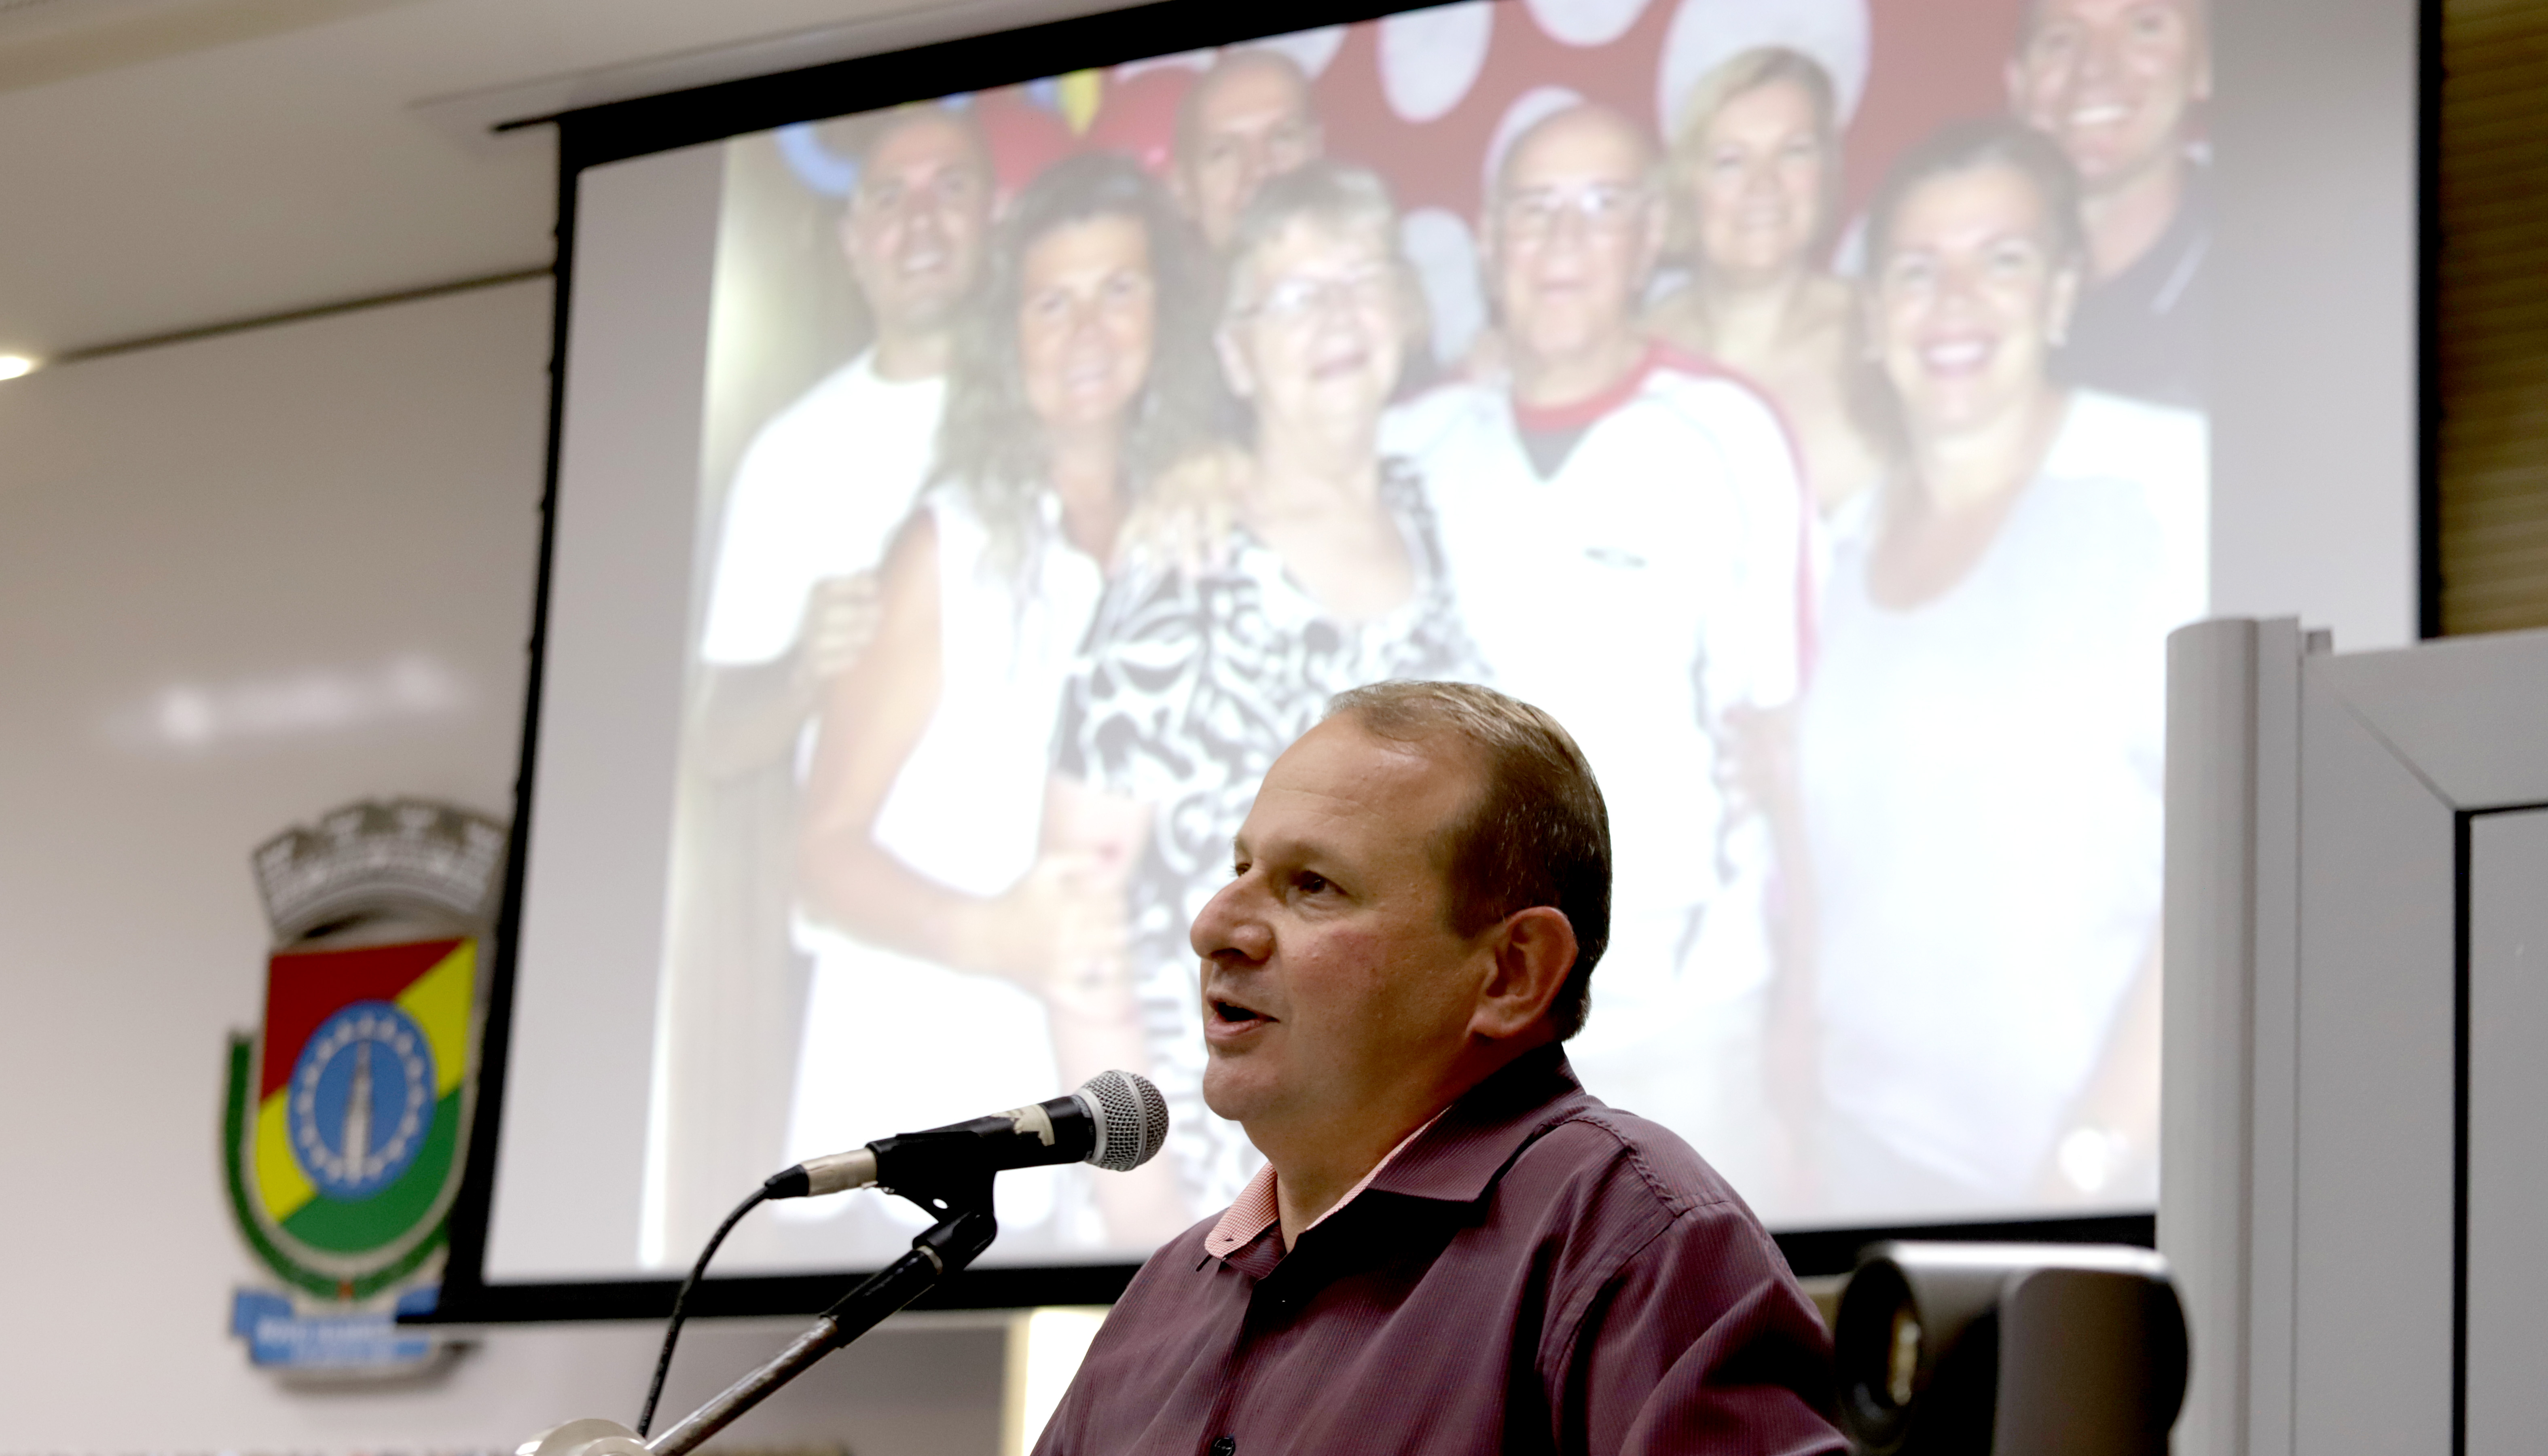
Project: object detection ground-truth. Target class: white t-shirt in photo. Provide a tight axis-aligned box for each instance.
[698,350,949,666]
[1801,389,2207,1206]
[1383,345,1809,1030]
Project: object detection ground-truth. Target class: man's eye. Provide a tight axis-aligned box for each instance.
[1296,872,1329,895]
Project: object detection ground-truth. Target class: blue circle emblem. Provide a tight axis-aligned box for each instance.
[287,1000,437,1199]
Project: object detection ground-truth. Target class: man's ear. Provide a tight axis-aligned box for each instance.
[1471,906,1578,1042]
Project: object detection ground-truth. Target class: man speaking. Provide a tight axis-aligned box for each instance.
[1034,681,1843,1455]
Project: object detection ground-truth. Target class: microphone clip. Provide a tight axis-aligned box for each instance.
[872,1154,999,1231]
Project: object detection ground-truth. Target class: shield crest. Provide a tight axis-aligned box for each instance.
[221,798,504,1314]
[226,937,476,1299]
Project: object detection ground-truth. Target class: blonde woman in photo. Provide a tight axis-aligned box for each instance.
[1649,47,1885,531]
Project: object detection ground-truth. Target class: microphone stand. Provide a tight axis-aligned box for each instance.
[520,1180,999,1456]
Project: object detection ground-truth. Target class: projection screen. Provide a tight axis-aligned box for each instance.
[469,0,2419,1300]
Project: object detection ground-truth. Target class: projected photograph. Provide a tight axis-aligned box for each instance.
[652,0,2211,1272]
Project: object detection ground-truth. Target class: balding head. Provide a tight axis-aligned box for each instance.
[1175,49,1324,250]
[1493,103,1659,207]
[1486,104,1666,398]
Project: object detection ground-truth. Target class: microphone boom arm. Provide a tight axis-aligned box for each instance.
[634,1183,998,1456]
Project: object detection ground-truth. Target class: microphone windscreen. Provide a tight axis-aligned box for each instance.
[1077,1070,1170,1172]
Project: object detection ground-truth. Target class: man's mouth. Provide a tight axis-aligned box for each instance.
[2065,100,2134,131]
[1204,994,1277,1046]
[1920,334,1996,377]
[1309,345,1371,381]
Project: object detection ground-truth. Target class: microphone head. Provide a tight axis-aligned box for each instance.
[1074,1070,1170,1172]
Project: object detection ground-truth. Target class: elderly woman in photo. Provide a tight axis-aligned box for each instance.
[788,153,1216,1253]
[1649,46,1885,529]
[1794,120,2205,1221]
[1046,162,1489,1211]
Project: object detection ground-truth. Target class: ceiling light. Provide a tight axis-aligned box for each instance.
[0,354,37,379]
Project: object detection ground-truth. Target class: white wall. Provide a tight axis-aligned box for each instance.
[0,279,1000,1456]
[2211,0,2422,649]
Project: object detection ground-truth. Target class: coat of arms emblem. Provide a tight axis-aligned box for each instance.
[221,798,506,1375]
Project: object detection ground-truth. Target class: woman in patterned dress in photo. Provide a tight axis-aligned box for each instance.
[1046,162,1489,1210]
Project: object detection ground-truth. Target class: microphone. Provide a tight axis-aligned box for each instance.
[764,1069,1170,1200]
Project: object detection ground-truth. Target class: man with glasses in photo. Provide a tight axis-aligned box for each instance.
[1384,103,1808,1200]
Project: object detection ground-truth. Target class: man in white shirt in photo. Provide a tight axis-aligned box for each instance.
[1384,103,1808,1198]
[694,103,995,769]
[656,104,993,1264]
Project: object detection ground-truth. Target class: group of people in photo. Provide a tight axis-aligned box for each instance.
[677,0,2212,1261]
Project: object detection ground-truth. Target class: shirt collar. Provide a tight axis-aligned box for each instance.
[1509,344,1662,435]
[1200,1045,1587,1260]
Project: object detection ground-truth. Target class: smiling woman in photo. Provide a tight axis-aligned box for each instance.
[1648,47,1884,527]
[788,153,1215,1251]
[1792,119,2205,1219]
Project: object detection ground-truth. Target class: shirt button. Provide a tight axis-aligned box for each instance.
[1209,1439,1236,1456]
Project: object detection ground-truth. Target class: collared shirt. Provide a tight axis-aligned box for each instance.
[2061,162,2211,411]
[1202,1111,1444,1258]
[1032,1048,1846,1456]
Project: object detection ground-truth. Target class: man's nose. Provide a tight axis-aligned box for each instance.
[1934,255,1993,310]
[1235,141,1269,198]
[1191,876,1271,963]
[2079,25,2125,87]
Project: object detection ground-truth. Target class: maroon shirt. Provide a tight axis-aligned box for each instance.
[1034,1047,1846,1456]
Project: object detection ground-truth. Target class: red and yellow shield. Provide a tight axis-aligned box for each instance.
[225,937,476,1299]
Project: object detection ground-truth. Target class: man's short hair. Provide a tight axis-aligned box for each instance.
[1174,47,1316,170]
[851,103,992,197]
[2019,0,2209,45]
[1324,681,1612,1039]
[1488,102,1664,213]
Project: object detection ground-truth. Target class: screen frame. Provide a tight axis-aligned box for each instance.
[420,0,2451,1325]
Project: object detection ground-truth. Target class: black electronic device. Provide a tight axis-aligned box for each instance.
[1834,1242,2190,1456]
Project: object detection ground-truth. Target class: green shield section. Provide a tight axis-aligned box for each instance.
[280,1090,461,1253]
